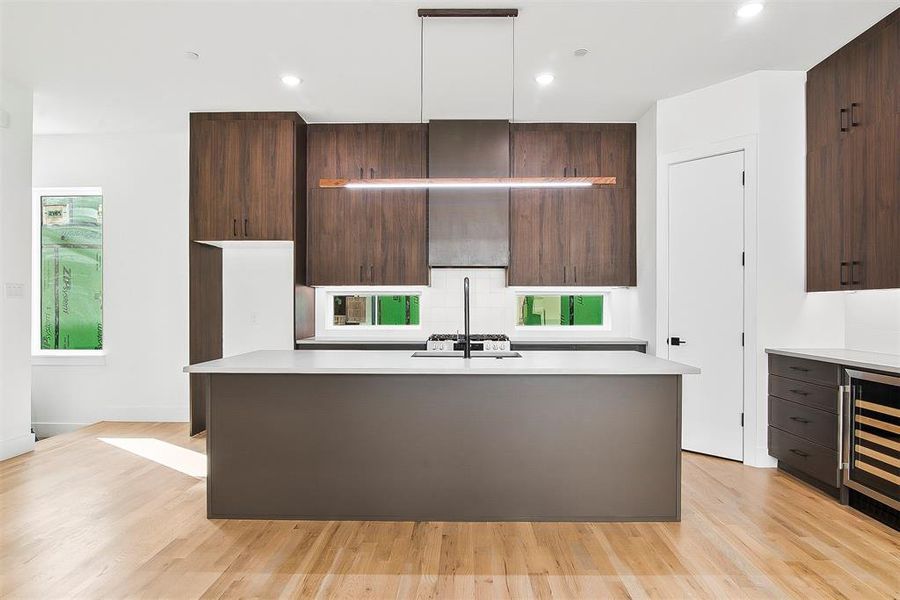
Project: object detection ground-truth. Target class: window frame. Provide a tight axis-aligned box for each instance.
[31,187,106,364]
[324,289,424,332]
[511,288,613,332]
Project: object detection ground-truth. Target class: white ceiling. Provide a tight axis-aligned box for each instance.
[1,0,897,134]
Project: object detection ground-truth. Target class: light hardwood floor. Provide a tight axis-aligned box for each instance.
[1,422,897,599]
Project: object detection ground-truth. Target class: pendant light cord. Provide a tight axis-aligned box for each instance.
[511,17,516,123]
[420,16,424,124]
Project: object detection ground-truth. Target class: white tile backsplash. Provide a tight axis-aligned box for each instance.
[844,289,900,355]
[312,268,639,341]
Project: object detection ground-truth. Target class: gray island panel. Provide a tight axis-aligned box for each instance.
[206,371,682,521]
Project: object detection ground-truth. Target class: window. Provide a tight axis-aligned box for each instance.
[33,188,104,354]
[516,294,607,327]
[331,294,420,326]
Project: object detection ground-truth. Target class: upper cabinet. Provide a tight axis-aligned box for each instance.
[190,112,305,241]
[509,123,636,286]
[807,9,899,291]
[306,124,428,286]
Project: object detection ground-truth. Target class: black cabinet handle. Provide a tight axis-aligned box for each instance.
[850,261,861,285]
[840,261,849,286]
[789,448,810,458]
[370,168,375,179]
[789,416,811,424]
[564,166,568,177]
[789,389,810,396]
[563,266,567,283]
[840,108,849,132]
[359,167,364,179]
[788,366,809,372]
[370,265,374,281]
[850,102,860,127]
[359,265,364,282]
[233,218,237,237]
[574,167,578,177]
[243,219,248,237]
[574,265,578,283]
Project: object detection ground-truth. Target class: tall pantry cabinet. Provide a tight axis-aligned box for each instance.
[806,9,899,291]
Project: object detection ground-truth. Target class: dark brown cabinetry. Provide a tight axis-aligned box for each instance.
[190,112,303,241]
[806,9,899,291]
[509,123,636,286]
[188,111,309,435]
[767,354,842,496]
[306,124,428,285]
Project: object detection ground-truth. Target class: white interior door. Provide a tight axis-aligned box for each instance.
[668,151,744,461]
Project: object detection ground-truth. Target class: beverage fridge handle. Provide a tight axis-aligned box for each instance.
[839,383,851,477]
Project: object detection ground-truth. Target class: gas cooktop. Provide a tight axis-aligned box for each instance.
[427,333,510,352]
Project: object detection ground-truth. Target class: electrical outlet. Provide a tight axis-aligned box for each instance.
[4,283,25,298]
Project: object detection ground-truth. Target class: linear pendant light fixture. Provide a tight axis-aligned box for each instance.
[320,177,616,189]
[318,8,617,191]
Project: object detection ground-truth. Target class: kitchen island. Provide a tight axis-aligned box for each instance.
[185,350,699,521]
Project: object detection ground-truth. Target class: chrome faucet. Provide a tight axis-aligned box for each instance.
[463,277,471,358]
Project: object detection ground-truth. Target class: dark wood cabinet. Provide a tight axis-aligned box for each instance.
[190,112,303,241]
[807,9,899,291]
[188,111,308,435]
[306,124,428,286]
[509,123,636,286]
[767,353,842,496]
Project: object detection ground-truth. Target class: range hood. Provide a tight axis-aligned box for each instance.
[428,120,510,267]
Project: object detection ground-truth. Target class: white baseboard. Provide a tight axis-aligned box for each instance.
[0,432,36,461]
[32,422,91,439]
[745,446,777,468]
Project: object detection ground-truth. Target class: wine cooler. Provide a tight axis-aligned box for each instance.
[842,370,900,518]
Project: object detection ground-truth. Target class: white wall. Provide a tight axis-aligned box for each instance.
[31,132,189,436]
[0,77,36,459]
[656,71,846,467]
[632,104,658,355]
[314,268,638,341]
[844,290,900,355]
[222,245,294,356]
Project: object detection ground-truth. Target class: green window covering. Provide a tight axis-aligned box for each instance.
[517,294,604,326]
[40,195,103,350]
[332,294,420,326]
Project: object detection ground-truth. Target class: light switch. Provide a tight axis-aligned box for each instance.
[4,283,25,298]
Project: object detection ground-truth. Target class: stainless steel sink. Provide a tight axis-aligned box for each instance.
[411,351,523,359]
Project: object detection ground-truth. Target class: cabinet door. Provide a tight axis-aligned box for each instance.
[368,189,428,284]
[190,118,243,240]
[566,189,635,286]
[806,143,844,291]
[307,189,368,285]
[508,190,567,285]
[366,124,427,178]
[838,38,870,136]
[243,119,295,240]
[861,113,900,289]
[307,124,366,184]
[511,124,569,177]
[807,56,842,152]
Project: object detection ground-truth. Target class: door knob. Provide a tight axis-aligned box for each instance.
[668,337,687,346]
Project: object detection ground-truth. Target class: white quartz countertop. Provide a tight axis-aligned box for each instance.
[294,337,648,345]
[185,349,699,375]
[765,348,900,375]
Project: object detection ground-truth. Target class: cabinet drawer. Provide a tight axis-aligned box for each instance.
[769,354,840,387]
[768,427,840,487]
[768,375,839,413]
[768,396,838,449]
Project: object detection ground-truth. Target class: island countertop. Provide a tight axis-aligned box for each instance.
[185,349,699,376]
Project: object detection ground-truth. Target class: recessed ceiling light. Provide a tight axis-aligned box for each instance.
[281,74,301,87]
[535,72,555,86]
[736,2,764,19]
[574,48,589,57]
[184,51,200,60]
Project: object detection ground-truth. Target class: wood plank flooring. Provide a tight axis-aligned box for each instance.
[1,422,897,599]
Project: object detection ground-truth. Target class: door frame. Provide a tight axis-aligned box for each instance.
[656,135,762,467]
